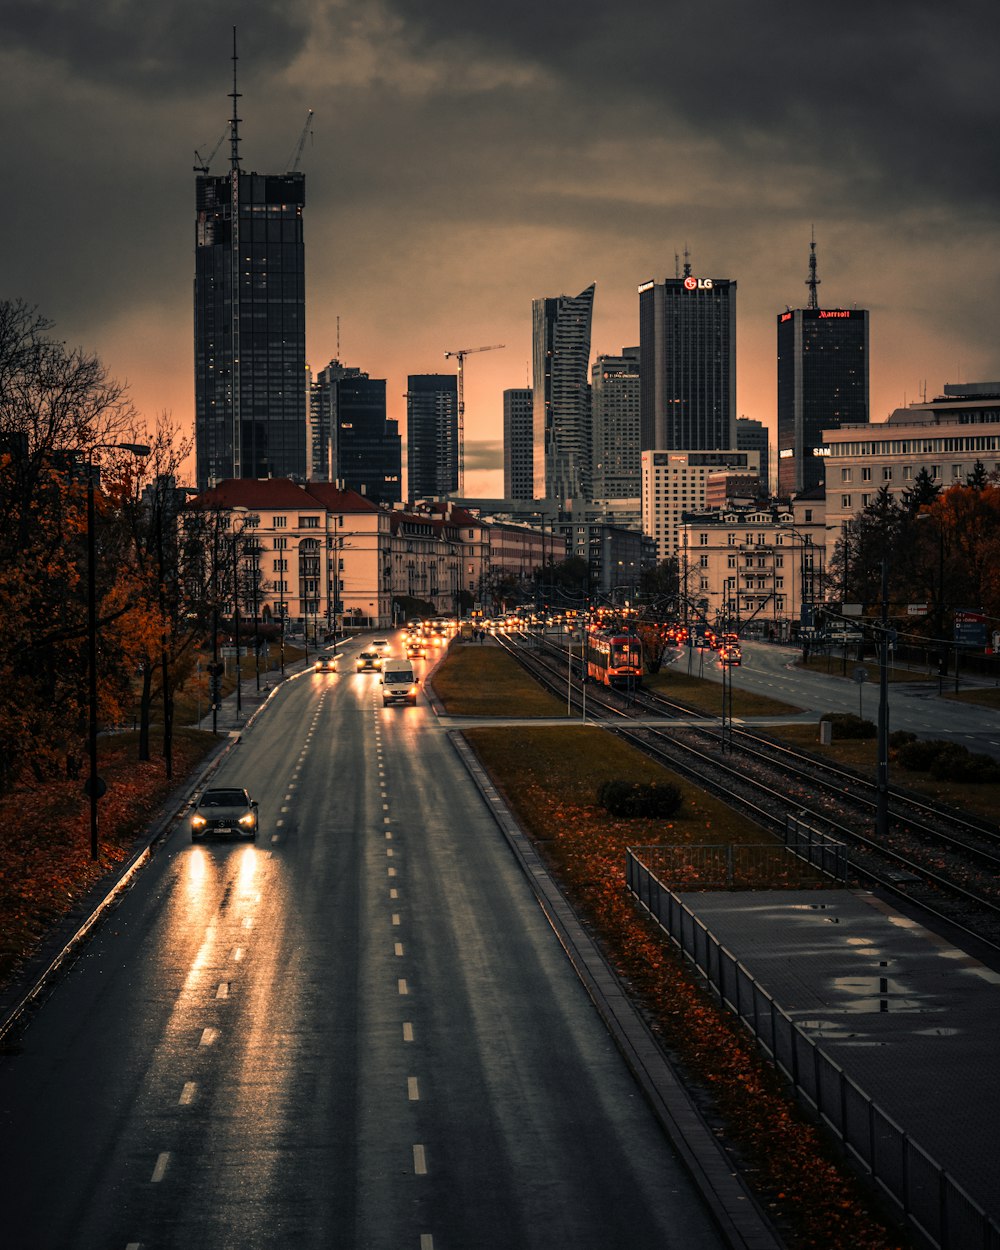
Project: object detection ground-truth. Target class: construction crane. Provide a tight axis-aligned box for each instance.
[443,343,505,494]
[286,109,315,173]
[193,125,229,174]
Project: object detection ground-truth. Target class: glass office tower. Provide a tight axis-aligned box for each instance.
[194,169,307,490]
[777,307,869,496]
[638,272,736,452]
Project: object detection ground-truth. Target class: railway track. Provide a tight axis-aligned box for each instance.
[498,631,1000,954]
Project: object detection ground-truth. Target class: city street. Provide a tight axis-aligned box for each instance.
[675,641,1000,758]
[0,640,725,1250]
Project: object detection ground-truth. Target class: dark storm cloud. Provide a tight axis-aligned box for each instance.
[0,0,311,90]
[382,0,1000,216]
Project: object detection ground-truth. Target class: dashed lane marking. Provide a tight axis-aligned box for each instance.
[179,1082,197,1106]
[151,1153,170,1183]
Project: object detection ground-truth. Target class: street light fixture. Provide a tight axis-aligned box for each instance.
[85,441,149,861]
[778,523,818,659]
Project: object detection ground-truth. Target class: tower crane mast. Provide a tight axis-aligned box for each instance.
[443,343,505,494]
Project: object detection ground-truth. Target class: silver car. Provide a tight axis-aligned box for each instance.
[190,787,259,842]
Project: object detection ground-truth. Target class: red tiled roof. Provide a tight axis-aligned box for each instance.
[303,481,381,513]
[187,478,312,510]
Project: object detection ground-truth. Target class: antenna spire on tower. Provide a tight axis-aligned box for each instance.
[682,245,692,278]
[806,226,821,310]
[229,27,242,171]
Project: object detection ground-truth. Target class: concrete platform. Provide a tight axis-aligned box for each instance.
[675,888,1000,1222]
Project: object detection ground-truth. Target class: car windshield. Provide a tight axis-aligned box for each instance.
[200,789,248,808]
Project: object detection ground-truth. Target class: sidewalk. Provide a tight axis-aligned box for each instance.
[192,652,314,733]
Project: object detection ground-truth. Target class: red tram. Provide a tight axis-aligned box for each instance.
[585,630,643,689]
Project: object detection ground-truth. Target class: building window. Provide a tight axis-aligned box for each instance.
[699,577,709,590]
[727,554,737,569]
[299,516,320,528]
[274,516,287,528]
[862,494,872,506]
[842,495,852,508]
[841,468,852,483]
[274,536,287,550]
[775,554,784,569]
[882,467,892,481]
[727,532,736,546]
[902,466,913,480]
[273,559,287,572]
[931,466,941,480]
[862,467,872,481]
[699,554,709,568]
[775,577,784,590]
[804,509,813,522]
[699,533,708,546]
[953,464,962,479]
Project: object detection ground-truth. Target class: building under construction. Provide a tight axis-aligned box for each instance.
[194,43,308,491]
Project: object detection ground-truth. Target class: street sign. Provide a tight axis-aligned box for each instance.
[954,610,988,648]
[907,603,929,616]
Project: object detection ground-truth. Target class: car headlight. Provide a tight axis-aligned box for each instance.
[191,814,207,829]
[239,812,256,828]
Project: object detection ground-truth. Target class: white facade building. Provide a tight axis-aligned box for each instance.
[641,449,761,561]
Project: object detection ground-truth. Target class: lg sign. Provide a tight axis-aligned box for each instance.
[683,276,714,290]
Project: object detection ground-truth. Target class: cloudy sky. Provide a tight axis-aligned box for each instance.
[4,1,999,495]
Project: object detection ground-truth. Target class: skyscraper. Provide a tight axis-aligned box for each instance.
[503,387,533,500]
[311,361,401,504]
[591,348,641,499]
[777,241,869,496]
[194,65,306,491]
[638,265,736,452]
[532,283,595,500]
[406,374,459,499]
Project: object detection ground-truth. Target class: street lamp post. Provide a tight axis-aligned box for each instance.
[85,442,149,860]
[875,555,890,839]
[232,529,242,721]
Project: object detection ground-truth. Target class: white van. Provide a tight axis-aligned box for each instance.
[381,658,419,706]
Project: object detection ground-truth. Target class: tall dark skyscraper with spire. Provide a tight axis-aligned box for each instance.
[776,237,869,496]
[194,39,307,490]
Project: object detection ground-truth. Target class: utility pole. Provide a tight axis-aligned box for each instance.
[875,555,890,839]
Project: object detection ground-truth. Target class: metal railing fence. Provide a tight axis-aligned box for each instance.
[626,848,1000,1250]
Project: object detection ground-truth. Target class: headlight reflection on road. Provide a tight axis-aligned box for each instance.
[236,844,261,904]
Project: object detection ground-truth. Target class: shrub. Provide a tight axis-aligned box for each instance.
[889,730,916,749]
[928,745,1000,784]
[897,738,956,773]
[598,778,684,819]
[820,713,876,740]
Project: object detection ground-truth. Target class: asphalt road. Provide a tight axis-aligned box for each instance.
[676,641,1000,758]
[0,639,725,1250]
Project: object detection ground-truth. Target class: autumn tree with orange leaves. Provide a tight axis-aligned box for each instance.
[0,300,156,793]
